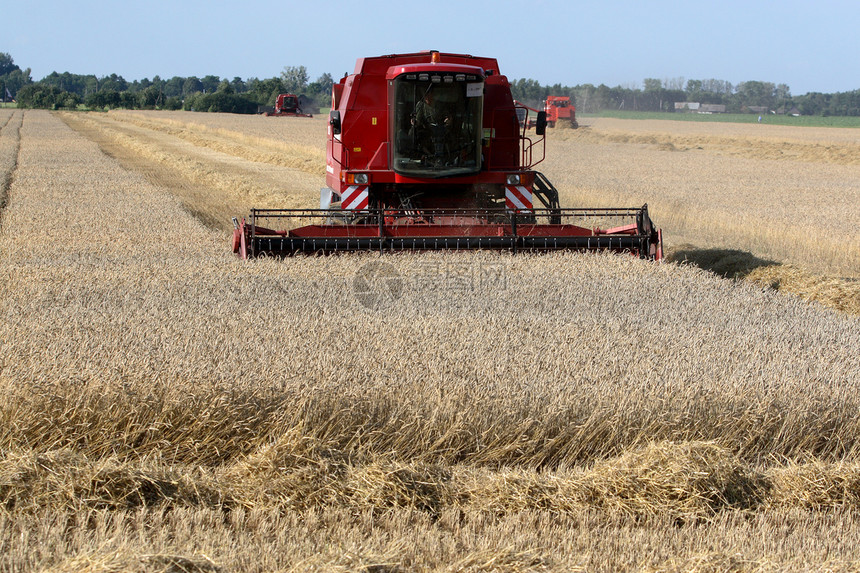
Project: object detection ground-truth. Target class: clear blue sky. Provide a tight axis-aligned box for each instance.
[4,0,858,95]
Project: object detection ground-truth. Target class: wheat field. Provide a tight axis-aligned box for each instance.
[544,118,860,280]
[1,110,860,572]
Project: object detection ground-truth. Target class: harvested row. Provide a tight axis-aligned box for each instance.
[0,109,23,216]
[111,108,329,149]
[5,441,860,516]
[6,505,860,573]
[102,110,326,176]
[57,111,320,232]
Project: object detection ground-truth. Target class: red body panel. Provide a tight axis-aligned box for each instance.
[326,51,527,201]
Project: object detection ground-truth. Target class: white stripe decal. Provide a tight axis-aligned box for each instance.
[341,185,359,201]
[505,185,532,211]
[341,185,369,210]
[514,185,533,208]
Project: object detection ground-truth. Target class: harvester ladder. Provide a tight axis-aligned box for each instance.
[532,172,560,211]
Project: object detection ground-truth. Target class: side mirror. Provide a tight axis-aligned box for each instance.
[535,111,547,136]
[329,110,341,135]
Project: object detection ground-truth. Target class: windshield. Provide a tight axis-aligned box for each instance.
[391,74,483,177]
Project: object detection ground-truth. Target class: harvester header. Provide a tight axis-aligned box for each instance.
[233,51,662,259]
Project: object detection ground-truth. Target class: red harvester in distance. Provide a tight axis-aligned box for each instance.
[233,51,661,258]
[515,96,578,129]
[544,96,578,128]
[264,93,313,117]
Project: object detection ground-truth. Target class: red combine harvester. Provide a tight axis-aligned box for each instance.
[233,51,661,258]
[515,96,578,129]
[544,96,578,128]
[264,93,313,117]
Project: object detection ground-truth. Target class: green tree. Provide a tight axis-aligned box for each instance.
[735,81,776,110]
[128,78,152,92]
[163,96,183,110]
[246,77,286,106]
[643,78,662,92]
[1,67,32,100]
[217,80,234,94]
[201,75,220,93]
[60,92,81,109]
[774,83,791,111]
[41,72,89,95]
[281,66,308,93]
[306,72,334,108]
[183,91,257,114]
[0,52,20,76]
[119,91,137,109]
[99,74,128,92]
[85,89,121,109]
[138,85,163,108]
[82,75,99,96]
[596,84,614,110]
[183,76,203,95]
[574,84,598,113]
[230,76,246,93]
[16,83,79,109]
[685,79,702,96]
[164,76,185,98]
[314,72,332,95]
[510,78,545,106]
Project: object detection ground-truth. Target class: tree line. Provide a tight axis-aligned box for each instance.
[3,52,859,117]
[508,77,860,117]
[1,53,332,114]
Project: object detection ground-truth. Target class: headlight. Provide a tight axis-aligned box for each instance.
[506,174,521,185]
[347,173,369,185]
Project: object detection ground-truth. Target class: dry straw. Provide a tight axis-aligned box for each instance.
[3,110,860,571]
[546,118,860,279]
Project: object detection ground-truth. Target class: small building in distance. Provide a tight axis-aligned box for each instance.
[776,105,802,116]
[675,102,726,113]
[675,102,700,112]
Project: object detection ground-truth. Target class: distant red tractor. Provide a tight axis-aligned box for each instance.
[264,93,313,117]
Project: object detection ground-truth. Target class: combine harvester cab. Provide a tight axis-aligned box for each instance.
[234,51,662,259]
